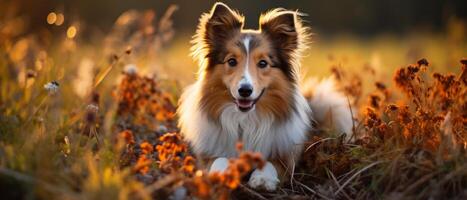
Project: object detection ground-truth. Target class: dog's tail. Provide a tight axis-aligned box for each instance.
[301,77,355,139]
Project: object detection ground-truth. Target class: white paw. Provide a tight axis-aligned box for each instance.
[209,157,229,173]
[247,162,279,191]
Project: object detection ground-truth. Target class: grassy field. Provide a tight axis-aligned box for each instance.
[0,7,466,200]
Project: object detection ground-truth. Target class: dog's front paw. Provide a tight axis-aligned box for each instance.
[247,162,279,191]
[209,157,229,173]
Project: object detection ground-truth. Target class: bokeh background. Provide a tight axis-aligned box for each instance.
[2,0,466,85]
[6,0,467,35]
[1,1,466,199]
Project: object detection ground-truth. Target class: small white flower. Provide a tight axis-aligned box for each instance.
[44,81,59,94]
[86,104,99,112]
[124,64,137,75]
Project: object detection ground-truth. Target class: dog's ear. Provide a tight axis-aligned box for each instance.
[259,9,309,81]
[192,3,243,65]
[204,3,243,47]
[207,3,243,31]
[260,10,299,53]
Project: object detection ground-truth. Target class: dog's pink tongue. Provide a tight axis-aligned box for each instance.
[237,99,253,108]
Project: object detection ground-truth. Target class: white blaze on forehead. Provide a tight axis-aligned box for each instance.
[243,35,251,55]
[240,36,253,86]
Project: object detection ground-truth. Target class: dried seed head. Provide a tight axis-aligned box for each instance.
[408,65,420,73]
[460,58,466,65]
[26,70,37,78]
[112,54,119,61]
[417,58,429,66]
[85,110,96,123]
[387,104,399,111]
[125,46,132,55]
[369,94,381,109]
[91,92,100,104]
[375,81,386,90]
[459,59,466,84]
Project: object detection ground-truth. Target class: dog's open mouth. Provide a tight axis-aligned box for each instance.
[234,89,265,112]
[236,99,255,112]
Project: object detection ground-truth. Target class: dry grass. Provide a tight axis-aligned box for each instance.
[0,3,466,200]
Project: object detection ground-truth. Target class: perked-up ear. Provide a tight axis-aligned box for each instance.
[191,3,244,65]
[207,3,243,31]
[260,9,308,55]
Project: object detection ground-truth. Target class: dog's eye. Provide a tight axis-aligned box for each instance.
[257,60,268,68]
[227,58,237,67]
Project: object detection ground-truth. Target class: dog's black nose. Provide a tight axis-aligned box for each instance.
[238,84,253,97]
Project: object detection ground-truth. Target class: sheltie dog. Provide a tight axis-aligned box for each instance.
[178,3,354,191]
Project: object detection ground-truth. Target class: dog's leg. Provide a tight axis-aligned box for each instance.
[248,161,280,191]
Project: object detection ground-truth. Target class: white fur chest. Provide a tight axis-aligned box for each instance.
[178,83,311,159]
[218,104,275,157]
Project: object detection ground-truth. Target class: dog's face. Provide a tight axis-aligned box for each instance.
[192,3,307,120]
[219,32,280,112]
